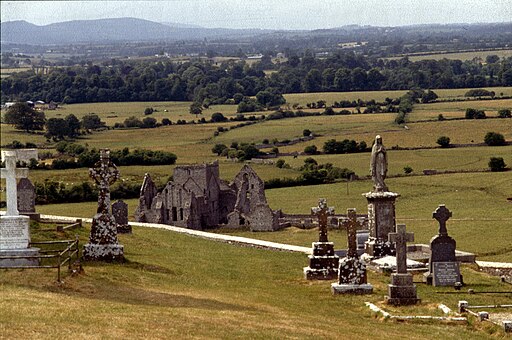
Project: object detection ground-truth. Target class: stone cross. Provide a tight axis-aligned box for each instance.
[0,151,29,216]
[311,198,335,242]
[89,149,119,214]
[342,208,364,257]
[388,224,414,274]
[433,204,452,236]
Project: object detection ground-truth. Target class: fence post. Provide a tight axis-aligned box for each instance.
[68,240,72,271]
[57,253,61,282]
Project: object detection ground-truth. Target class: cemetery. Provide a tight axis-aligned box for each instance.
[1,133,511,338]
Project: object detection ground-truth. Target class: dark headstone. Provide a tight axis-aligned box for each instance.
[433,262,461,286]
[112,199,131,233]
[17,178,35,213]
[424,205,462,286]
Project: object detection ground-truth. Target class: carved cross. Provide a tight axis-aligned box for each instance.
[388,224,414,274]
[0,152,29,216]
[342,208,364,258]
[89,149,119,214]
[433,204,452,236]
[311,198,335,242]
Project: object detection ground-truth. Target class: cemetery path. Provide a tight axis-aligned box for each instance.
[36,213,313,254]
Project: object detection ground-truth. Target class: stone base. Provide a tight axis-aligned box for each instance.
[303,267,338,280]
[385,273,420,305]
[423,272,464,286]
[365,239,395,258]
[0,248,40,267]
[331,283,373,295]
[116,224,132,234]
[83,243,124,262]
[20,212,40,221]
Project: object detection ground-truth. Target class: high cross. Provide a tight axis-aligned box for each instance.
[433,204,452,236]
[311,198,335,242]
[388,224,414,274]
[342,208,364,258]
[89,149,119,214]
[0,151,28,216]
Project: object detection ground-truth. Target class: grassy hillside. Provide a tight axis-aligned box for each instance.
[0,224,509,339]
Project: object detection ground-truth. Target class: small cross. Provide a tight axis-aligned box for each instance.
[89,149,119,214]
[389,224,414,274]
[311,198,335,242]
[342,208,364,258]
[1,152,29,216]
[433,204,452,236]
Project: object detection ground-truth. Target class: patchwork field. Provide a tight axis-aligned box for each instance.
[386,49,512,62]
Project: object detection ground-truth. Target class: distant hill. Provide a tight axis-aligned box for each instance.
[0,17,272,45]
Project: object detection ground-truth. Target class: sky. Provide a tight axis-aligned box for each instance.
[2,0,512,30]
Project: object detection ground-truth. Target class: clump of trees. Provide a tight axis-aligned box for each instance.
[464,89,495,98]
[488,157,507,172]
[3,102,45,132]
[484,132,506,146]
[497,109,511,118]
[323,139,367,154]
[465,108,486,119]
[436,136,451,148]
[210,142,261,161]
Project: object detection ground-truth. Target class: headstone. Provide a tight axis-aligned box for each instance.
[332,208,373,294]
[0,151,39,267]
[356,230,369,250]
[303,198,339,280]
[385,224,421,305]
[112,200,131,233]
[424,205,462,286]
[83,149,124,262]
[363,135,399,258]
[17,178,40,220]
[503,321,512,333]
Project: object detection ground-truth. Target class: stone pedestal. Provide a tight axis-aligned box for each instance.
[385,273,421,305]
[363,191,399,258]
[0,215,40,267]
[83,213,124,262]
[303,242,339,280]
[332,257,373,294]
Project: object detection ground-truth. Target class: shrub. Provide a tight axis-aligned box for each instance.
[465,108,485,119]
[303,129,312,137]
[262,138,269,145]
[436,136,451,148]
[124,116,143,128]
[403,166,413,174]
[438,114,445,121]
[497,109,511,118]
[488,157,506,172]
[142,117,157,128]
[211,112,227,122]
[275,159,286,168]
[484,132,506,146]
[212,144,228,156]
[465,89,495,97]
[161,118,172,125]
[144,107,154,115]
[271,147,279,154]
[304,145,318,155]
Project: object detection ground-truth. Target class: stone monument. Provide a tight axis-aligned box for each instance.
[424,205,462,286]
[303,198,339,280]
[363,135,399,258]
[0,151,39,267]
[332,208,373,294]
[385,224,420,305]
[112,199,131,233]
[17,177,39,220]
[83,149,124,262]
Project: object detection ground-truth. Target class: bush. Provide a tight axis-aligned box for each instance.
[211,112,227,122]
[144,107,154,115]
[161,118,172,125]
[124,116,143,128]
[438,114,445,121]
[497,109,511,118]
[484,132,506,146]
[403,166,413,174]
[275,159,286,168]
[142,117,157,128]
[271,147,279,154]
[465,89,495,97]
[303,129,312,137]
[304,145,318,155]
[488,157,506,172]
[212,143,228,156]
[465,108,485,119]
[436,136,451,148]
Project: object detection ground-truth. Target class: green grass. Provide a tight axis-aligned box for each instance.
[387,49,512,62]
[0,222,509,338]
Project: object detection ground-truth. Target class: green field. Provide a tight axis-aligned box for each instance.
[387,49,512,62]
[0,223,509,339]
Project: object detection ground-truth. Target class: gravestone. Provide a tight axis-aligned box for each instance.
[385,224,421,305]
[332,208,373,294]
[83,149,124,262]
[424,205,462,286]
[363,135,399,258]
[112,200,131,233]
[0,151,39,267]
[303,198,339,280]
[17,178,39,220]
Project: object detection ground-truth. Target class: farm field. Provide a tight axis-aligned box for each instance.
[387,49,512,61]
[1,224,509,339]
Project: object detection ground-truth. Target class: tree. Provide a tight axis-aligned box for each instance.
[142,117,157,128]
[211,112,227,122]
[46,118,69,139]
[65,114,81,137]
[82,114,105,130]
[304,145,318,155]
[212,143,228,156]
[189,102,203,116]
[436,136,451,148]
[488,157,506,172]
[275,159,286,168]
[303,129,312,137]
[161,118,172,125]
[484,132,506,146]
[144,107,154,115]
[123,116,143,128]
[421,90,438,103]
[497,109,511,118]
[403,166,413,174]
[4,102,46,132]
[485,55,500,64]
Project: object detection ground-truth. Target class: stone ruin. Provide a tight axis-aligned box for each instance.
[135,161,280,231]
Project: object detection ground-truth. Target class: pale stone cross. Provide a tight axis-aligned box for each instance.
[0,151,29,216]
[388,224,414,274]
[433,204,452,236]
[342,208,364,258]
[89,149,119,214]
[311,198,335,242]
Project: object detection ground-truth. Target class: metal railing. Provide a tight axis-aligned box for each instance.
[0,236,80,282]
